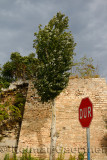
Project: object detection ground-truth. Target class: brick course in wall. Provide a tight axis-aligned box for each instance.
[18,78,107,160]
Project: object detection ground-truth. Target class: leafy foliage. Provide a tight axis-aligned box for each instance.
[33,12,76,160]
[33,12,76,102]
[1,52,38,82]
[20,149,36,160]
[68,154,76,160]
[56,148,65,160]
[0,92,26,124]
[1,61,14,81]
[0,103,21,123]
[78,152,84,160]
[4,154,10,160]
[0,104,9,121]
[4,153,18,160]
[0,77,10,91]
[9,105,22,121]
[14,93,26,108]
[4,149,38,160]
[74,55,99,78]
[3,151,85,160]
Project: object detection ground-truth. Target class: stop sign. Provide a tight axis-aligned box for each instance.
[79,97,93,128]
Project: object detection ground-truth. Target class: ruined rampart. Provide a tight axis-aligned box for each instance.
[17,78,107,160]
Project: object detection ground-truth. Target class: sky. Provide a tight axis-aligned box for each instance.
[0,0,107,80]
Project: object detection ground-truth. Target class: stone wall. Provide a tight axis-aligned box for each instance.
[17,78,107,160]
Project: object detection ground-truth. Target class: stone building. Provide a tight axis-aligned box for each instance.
[17,78,107,160]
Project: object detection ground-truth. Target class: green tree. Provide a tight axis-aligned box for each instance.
[23,53,39,80]
[2,52,22,80]
[0,62,13,90]
[33,12,76,160]
[10,52,23,79]
[0,64,2,76]
[74,55,99,78]
[1,52,38,81]
[1,61,14,81]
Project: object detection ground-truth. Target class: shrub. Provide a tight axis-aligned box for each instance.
[20,149,36,160]
[72,55,100,78]
[68,154,76,160]
[4,153,17,160]
[56,148,65,160]
[9,105,22,121]
[78,152,84,160]
[3,81,10,88]
[3,151,85,160]
[0,104,9,122]
[0,77,11,91]
[14,93,26,108]
[4,154,10,160]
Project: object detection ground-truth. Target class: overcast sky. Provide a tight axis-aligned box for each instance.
[0,0,107,80]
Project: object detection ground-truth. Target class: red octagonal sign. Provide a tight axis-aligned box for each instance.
[79,97,93,128]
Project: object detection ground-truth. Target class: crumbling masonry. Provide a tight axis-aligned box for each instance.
[17,78,107,160]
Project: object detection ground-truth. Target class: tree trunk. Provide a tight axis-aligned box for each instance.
[50,99,56,160]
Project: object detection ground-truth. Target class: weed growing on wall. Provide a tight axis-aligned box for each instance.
[0,92,26,129]
[0,104,8,121]
[3,151,85,160]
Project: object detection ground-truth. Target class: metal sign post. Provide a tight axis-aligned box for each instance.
[79,97,93,160]
[86,127,90,160]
